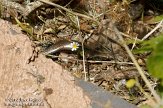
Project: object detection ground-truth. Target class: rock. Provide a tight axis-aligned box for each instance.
[0,19,90,108]
[0,19,137,108]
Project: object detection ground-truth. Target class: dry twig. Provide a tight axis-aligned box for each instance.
[46,54,134,65]
[142,20,163,41]
[38,0,100,25]
[82,36,87,81]
[113,24,161,103]
[1,0,43,16]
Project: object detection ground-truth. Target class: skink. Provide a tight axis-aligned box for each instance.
[43,40,80,55]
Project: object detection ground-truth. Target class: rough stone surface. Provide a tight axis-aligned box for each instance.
[0,19,91,108]
[0,19,137,108]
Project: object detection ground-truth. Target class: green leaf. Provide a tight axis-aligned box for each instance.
[147,40,163,79]
[133,46,152,54]
[147,53,163,79]
[146,15,163,24]
[133,33,163,54]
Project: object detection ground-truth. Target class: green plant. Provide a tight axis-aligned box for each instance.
[134,33,163,93]
[132,32,163,107]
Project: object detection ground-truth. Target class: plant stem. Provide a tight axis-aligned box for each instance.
[113,25,161,103]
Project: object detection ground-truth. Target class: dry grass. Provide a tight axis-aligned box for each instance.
[1,0,163,106]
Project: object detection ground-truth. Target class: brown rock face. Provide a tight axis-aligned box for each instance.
[0,19,91,108]
[0,19,137,108]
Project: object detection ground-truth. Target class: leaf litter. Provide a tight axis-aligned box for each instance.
[1,0,163,106]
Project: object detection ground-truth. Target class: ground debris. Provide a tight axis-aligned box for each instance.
[1,0,163,106]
